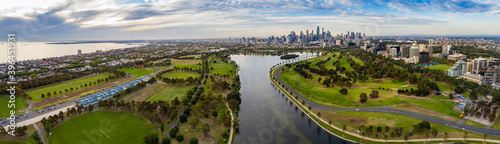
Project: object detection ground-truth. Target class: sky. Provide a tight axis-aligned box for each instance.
[0,0,499,41]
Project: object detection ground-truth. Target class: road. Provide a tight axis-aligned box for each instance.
[272,57,500,137]
[1,64,177,131]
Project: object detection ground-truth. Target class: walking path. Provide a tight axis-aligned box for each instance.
[225,102,234,144]
[270,56,500,143]
[32,123,46,144]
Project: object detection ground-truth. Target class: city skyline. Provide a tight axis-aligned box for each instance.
[1,0,500,41]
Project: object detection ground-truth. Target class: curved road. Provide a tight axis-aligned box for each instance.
[272,57,500,137]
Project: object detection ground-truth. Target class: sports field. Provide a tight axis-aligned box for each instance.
[426,64,451,71]
[26,73,114,102]
[118,68,157,77]
[161,71,200,79]
[180,55,201,58]
[49,111,154,144]
[0,95,28,118]
[174,64,202,69]
[279,67,461,121]
[208,63,235,75]
[147,85,194,102]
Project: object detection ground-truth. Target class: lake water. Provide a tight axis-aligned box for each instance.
[0,42,142,63]
[231,53,350,144]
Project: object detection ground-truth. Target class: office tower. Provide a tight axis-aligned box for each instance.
[316,26,320,41]
[409,42,420,58]
[419,52,430,63]
[442,45,451,55]
[390,48,398,57]
[77,49,82,55]
[467,57,489,74]
[321,27,324,40]
[401,47,409,58]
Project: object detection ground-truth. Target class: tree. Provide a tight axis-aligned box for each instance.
[413,121,431,133]
[370,90,379,98]
[176,134,184,142]
[342,125,346,137]
[359,92,368,103]
[424,133,429,144]
[384,134,389,144]
[212,111,218,117]
[161,137,171,144]
[189,137,199,144]
[317,112,321,117]
[202,123,210,136]
[339,88,348,95]
[431,128,438,137]
[318,77,322,83]
[189,117,200,129]
[41,94,45,99]
[45,122,53,133]
[448,93,454,100]
[31,130,42,144]
[470,90,478,100]
[180,114,188,123]
[384,125,390,133]
[484,133,488,144]
[144,133,159,144]
[463,132,467,142]
[160,123,165,132]
[404,134,409,144]
[443,132,448,142]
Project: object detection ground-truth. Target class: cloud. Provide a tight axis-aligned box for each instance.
[0,0,498,40]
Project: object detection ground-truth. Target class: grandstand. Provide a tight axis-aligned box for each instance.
[76,76,151,108]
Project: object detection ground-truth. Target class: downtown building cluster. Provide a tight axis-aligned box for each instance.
[241,26,366,48]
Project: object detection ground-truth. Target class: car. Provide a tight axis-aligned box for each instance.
[435,91,441,95]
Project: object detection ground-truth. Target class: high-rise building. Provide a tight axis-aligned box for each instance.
[77,49,82,55]
[442,45,451,55]
[401,47,410,58]
[316,26,320,41]
[467,57,489,74]
[448,60,467,77]
[390,48,398,57]
[419,52,430,63]
[409,42,420,59]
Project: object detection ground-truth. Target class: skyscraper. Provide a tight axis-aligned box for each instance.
[316,26,319,41]
[409,42,420,58]
[77,49,82,55]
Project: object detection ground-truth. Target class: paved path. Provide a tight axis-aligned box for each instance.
[272,57,500,138]
[225,102,234,144]
[32,123,46,144]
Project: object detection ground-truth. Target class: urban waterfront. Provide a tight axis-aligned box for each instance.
[0,42,142,63]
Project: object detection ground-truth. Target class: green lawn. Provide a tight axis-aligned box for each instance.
[147,85,194,102]
[280,66,461,119]
[180,54,201,58]
[161,71,200,79]
[26,73,114,102]
[0,95,28,118]
[118,68,157,77]
[48,111,153,144]
[174,64,202,69]
[426,64,451,71]
[465,120,486,128]
[437,82,452,93]
[322,110,492,140]
[493,119,500,129]
[208,63,235,75]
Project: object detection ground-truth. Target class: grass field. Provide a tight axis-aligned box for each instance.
[0,95,28,118]
[162,71,201,79]
[280,66,461,120]
[318,110,493,140]
[174,64,202,69]
[180,55,201,58]
[26,73,114,102]
[208,63,235,75]
[48,111,153,144]
[426,64,451,71]
[147,85,194,102]
[170,59,200,65]
[176,103,229,144]
[122,83,166,101]
[118,68,157,77]
[493,119,500,129]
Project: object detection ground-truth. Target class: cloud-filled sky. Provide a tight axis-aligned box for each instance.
[1,0,499,41]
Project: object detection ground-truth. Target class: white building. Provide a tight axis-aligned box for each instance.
[409,42,420,59]
[390,48,398,57]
